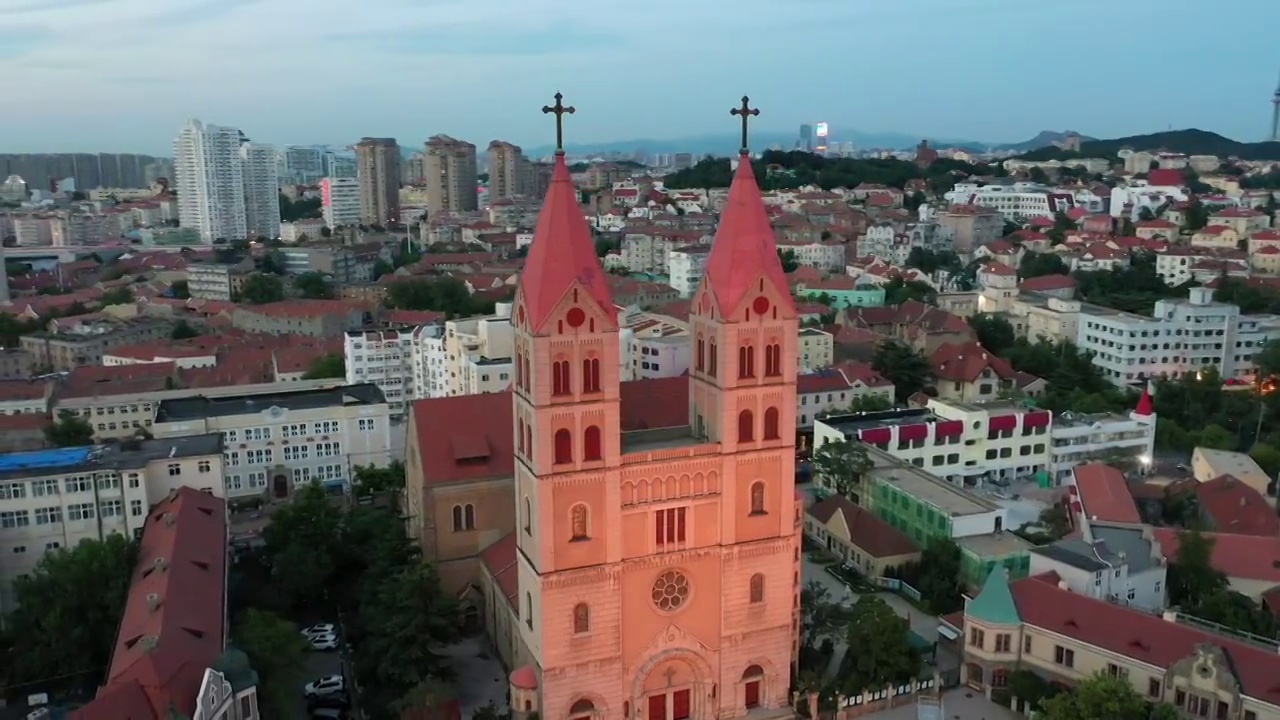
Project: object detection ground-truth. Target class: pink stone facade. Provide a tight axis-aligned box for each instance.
[506,271,800,719]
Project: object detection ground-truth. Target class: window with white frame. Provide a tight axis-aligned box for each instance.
[226,475,244,491]
[31,479,58,496]
[130,499,143,517]
[222,430,240,443]
[99,500,123,518]
[245,427,271,441]
[0,482,25,499]
[246,449,272,464]
[283,445,309,461]
[167,463,180,477]
[96,474,119,490]
[225,451,241,467]
[358,418,375,432]
[292,467,312,483]
[313,421,340,435]
[126,473,140,489]
[197,460,211,473]
[0,510,30,528]
[64,476,91,493]
[285,423,307,437]
[316,442,341,458]
[35,507,61,525]
[67,503,96,521]
[248,471,266,488]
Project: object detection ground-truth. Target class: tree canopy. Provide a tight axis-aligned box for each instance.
[233,609,308,719]
[44,410,95,447]
[294,271,334,299]
[303,353,345,380]
[239,273,285,304]
[872,340,933,402]
[837,596,921,694]
[811,437,873,500]
[663,150,990,192]
[385,277,499,318]
[1038,672,1177,720]
[1075,253,1193,316]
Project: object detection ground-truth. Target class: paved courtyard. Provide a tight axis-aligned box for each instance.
[440,636,509,717]
[863,689,1019,720]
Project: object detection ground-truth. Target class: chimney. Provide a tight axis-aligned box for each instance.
[162,512,175,527]
[1162,610,1178,623]
[146,593,161,611]
[1057,579,1069,591]
[153,556,167,572]
[139,635,160,652]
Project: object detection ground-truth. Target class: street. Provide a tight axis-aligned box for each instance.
[862,688,1019,720]
[801,554,941,642]
[291,649,347,719]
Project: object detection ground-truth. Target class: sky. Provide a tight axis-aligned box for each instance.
[0,0,1278,154]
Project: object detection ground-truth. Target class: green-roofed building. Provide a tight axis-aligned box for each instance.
[966,567,1021,626]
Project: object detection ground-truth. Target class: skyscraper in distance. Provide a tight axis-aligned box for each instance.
[240,143,281,240]
[354,137,401,226]
[488,140,526,200]
[173,119,248,243]
[798,124,812,151]
[425,135,478,215]
[1270,70,1280,142]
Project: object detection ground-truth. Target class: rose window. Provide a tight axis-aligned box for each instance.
[651,570,690,612]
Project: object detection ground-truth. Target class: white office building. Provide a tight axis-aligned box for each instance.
[943,182,1065,221]
[1049,404,1156,483]
[411,325,448,399]
[240,142,280,240]
[667,245,709,298]
[321,177,361,229]
[174,119,247,243]
[345,330,416,416]
[1077,287,1280,387]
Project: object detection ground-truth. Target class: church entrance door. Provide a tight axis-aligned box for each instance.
[647,689,690,720]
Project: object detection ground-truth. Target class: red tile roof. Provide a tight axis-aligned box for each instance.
[704,155,794,316]
[480,533,518,604]
[929,341,1017,383]
[0,379,50,402]
[797,372,852,394]
[1072,463,1141,524]
[1017,274,1075,293]
[74,488,227,720]
[412,376,689,485]
[1146,168,1184,187]
[994,575,1280,707]
[520,155,614,332]
[1150,529,1280,584]
[1192,475,1280,537]
[809,495,919,557]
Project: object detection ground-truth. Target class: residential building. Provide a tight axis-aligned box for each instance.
[282,145,324,184]
[488,140,527,200]
[0,347,35,381]
[355,137,401,226]
[859,446,1031,586]
[1066,463,1142,525]
[321,176,360,228]
[71,486,261,720]
[150,384,393,500]
[278,219,325,243]
[410,324,447,399]
[0,436,225,612]
[277,244,374,283]
[797,328,833,371]
[944,184,1059,221]
[1210,207,1272,236]
[0,378,51,415]
[460,357,512,395]
[425,135,478,215]
[667,245,709,298]
[957,568,1280,720]
[1028,522,1168,612]
[239,142,280,240]
[1050,391,1156,483]
[230,300,371,337]
[345,329,416,416]
[1077,286,1280,386]
[1190,447,1273,499]
[442,304,514,397]
[796,362,895,428]
[795,276,887,308]
[619,308,690,381]
[431,151,797,715]
[186,261,247,302]
[1177,474,1279,537]
[19,318,172,372]
[804,495,920,579]
[929,341,1023,403]
[173,119,246,243]
[814,398,1052,487]
[1151,529,1280,601]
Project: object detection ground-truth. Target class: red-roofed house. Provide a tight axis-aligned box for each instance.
[1210,207,1272,236]
[929,341,1022,403]
[1068,463,1142,525]
[72,488,258,720]
[1151,529,1280,600]
[1185,475,1280,537]
[805,495,921,578]
[1017,274,1076,297]
[959,570,1280,711]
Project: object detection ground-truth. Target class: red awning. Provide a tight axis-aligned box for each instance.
[935,420,964,437]
[859,427,891,445]
[898,424,928,442]
[1023,411,1051,428]
[989,415,1017,432]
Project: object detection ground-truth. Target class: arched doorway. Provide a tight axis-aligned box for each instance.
[741,665,764,709]
[966,663,984,689]
[272,474,289,499]
[633,653,710,720]
[462,604,481,634]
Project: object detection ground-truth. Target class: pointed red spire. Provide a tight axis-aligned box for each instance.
[519,153,613,331]
[703,153,792,314]
[1134,385,1153,416]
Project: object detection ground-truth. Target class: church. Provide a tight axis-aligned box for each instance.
[422,95,800,720]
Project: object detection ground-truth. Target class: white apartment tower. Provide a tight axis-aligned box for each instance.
[240,142,281,240]
[321,177,361,229]
[174,119,248,243]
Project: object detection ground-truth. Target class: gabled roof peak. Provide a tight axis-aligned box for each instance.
[702,153,792,315]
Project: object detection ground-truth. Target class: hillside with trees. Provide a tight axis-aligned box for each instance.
[1018,129,1280,162]
[663,150,994,192]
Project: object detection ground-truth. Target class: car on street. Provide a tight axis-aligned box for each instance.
[309,633,340,651]
[301,623,337,639]
[303,675,346,697]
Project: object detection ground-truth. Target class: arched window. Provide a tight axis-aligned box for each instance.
[709,341,718,377]
[523,353,531,391]
[525,425,532,457]
[738,345,755,378]
[763,407,780,440]
[765,343,782,377]
[572,604,590,634]
[523,496,532,534]
[750,482,766,515]
[552,360,570,396]
[516,351,524,389]
[569,698,594,719]
[743,665,764,708]
[525,592,533,629]
[583,425,602,461]
[554,429,573,464]
[696,336,705,372]
[738,410,754,443]
[749,574,764,603]
[464,504,476,530]
[582,358,601,393]
[451,505,463,531]
[571,504,589,540]
[517,418,526,455]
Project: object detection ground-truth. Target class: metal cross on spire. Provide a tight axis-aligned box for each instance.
[730,96,760,154]
[542,92,576,154]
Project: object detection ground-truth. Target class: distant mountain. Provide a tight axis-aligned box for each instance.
[1018,129,1280,162]
[994,130,1096,152]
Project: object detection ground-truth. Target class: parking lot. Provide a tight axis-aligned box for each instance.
[291,627,352,719]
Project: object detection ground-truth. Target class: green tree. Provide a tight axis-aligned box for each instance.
[44,409,94,447]
[356,562,461,699]
[1018,251,1070,279]
[6,534,137,686]
[912,538,964,614]
[848,394,894,412]
[1167,530,1229,609]
[372,259,393,279]
[1249,442,1280,480]
[1028,167,1049,184]
[872,340,934,402]
[811,437,873,498]
[1185,198,1211,231]
[838,595,920,695]
[1195,423,1235,451]
[353,461,406,493]
[386,277,492,317]
[968,313,1016,354]
[883,276,937,305]
[240,273,285,304]
[1038,672,1158,720]
[777,249,800,273]
[99,287,133,306]
[293,271,334,299]
[1254,339,1280,380]
[303,352,345,380]
[263,482,344,608]
[799,581,851,651]
[170,319,200,340]
[232,609,309,720]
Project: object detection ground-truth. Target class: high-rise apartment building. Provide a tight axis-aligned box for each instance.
[321,177,361,229]
[354,138,401,226]
[487,140,526,200]
[283,147,325,184]
[425,135,478,215]
[240,142,280,240]
[403,152,426,184]
[173,119,247,243]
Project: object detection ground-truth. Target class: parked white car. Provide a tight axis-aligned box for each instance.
[309,633,340,651]
[303,675,346,697]
[301,623,336,639]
